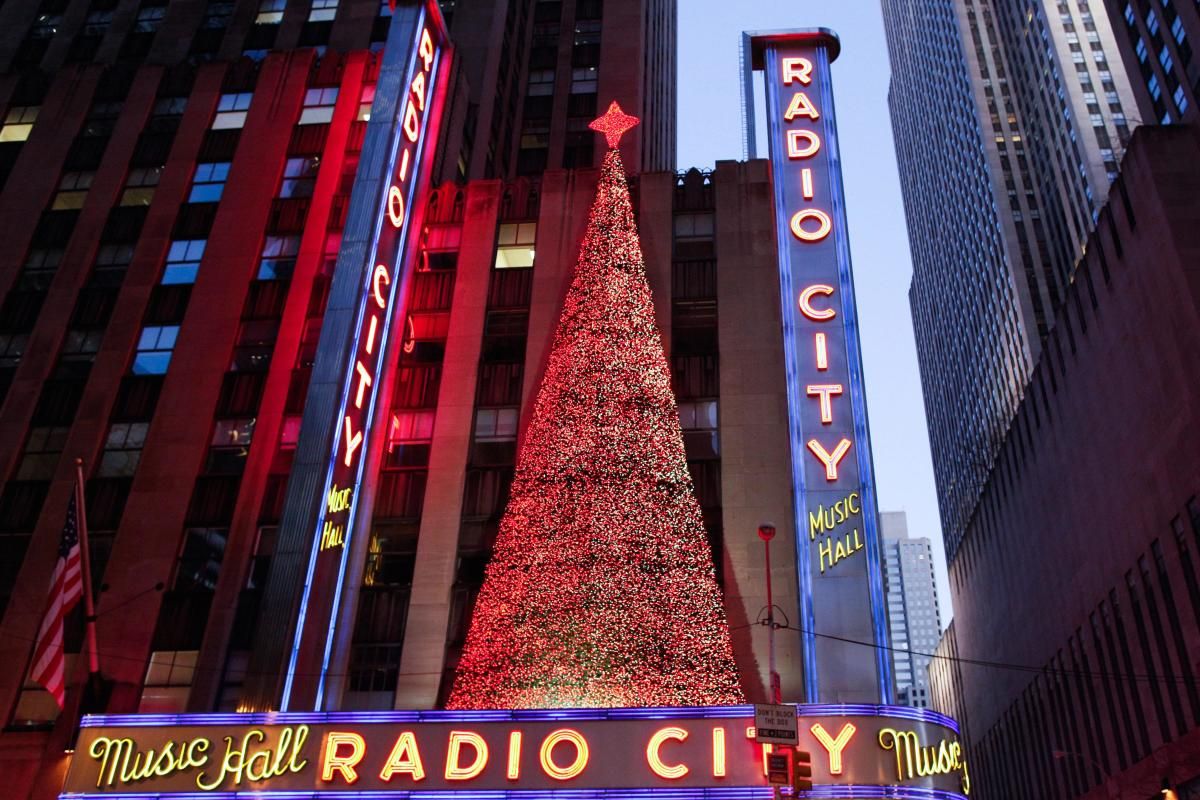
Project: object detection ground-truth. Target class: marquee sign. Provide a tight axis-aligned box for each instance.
[61,706,968,798]
[264,0,449,711]
[747,30,892,703]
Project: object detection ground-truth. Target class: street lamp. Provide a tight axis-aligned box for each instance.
[758,523,781,703]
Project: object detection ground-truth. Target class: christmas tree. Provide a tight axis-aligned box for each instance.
[446,103,743,709]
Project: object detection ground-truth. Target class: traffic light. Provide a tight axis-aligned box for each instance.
[793,749,813,794]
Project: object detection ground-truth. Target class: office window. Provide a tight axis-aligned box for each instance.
[98,422,149,477]
[474,408,518,441]
[52,171,94,210]
[571,66,598,94]
[16,426,68,480]
[202,1,234,28]
[120,167,162,207]
[188,162,230,203]
[212,93,252,129]
[1,106,38,142]
[256,0,285,24]
[358,85,375,121]
[21,248,62,289]
[279,156,319,198]
[309,0,338,21]
[151,97,187,130]
[134,4,166,32]
[494,223,536,269]
[206,418,255,473]
[299,87,338,124]
[138,650,197,714]
[83,9,113,36]
[162,239,206,285]
[258,235,300,280]
[132,325,179,375]
[528,70,555,96]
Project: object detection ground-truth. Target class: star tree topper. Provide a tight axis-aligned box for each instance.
[589,101,639,148]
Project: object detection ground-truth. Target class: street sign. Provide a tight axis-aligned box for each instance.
[766,751,792,786]
[754,703,799,744]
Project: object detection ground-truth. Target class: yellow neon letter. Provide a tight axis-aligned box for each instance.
[782,57,813,85]
[539,729,589,780]
[784,91,820,121]
[798,284,836,321]
[810,723,856,775]
[445,731,488,780]
[712,727,727,778]
[791,208,833,242]
[380,731,425,781]
[787,129,821,159]
[646,727,689,779]
[807,438,853,481]
[342,415,363,467]
[321,732,365,784]
[506,731,522,780]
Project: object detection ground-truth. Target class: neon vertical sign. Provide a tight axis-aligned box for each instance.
[279,0,449,710]
[748,30,892,704]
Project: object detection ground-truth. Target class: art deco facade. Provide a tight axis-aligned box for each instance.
[882,0,1138,555]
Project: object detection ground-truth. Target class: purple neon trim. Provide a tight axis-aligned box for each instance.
[58,789,966,800]
[78,704,959,734]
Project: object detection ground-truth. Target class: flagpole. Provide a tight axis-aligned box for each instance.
[73,458,99,677]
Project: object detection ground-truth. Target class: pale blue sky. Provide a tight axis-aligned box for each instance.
[676,0,954,621]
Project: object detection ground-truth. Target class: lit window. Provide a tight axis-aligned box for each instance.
[207,418,256,473]
[494,222,536,268]
[309,0,338,21]
[571,66,598,94]
[213,93,253,129]
[138,650,197,714]
[298,87,338,124]
[189,162,231,202]
[473,408,517,441]
[0,106,38,142]
[280,415,302,448]
[98,422,149,477]
[120,166,162,207]
[52,171,94,210]
[132,325,179,374]
[677,400,718,430]
[29,13,62,38]
[391,410,436,444]
[258,235,300,279]
[162,239,206,284]
[278,156,319,198]
[1175,85,1189,113]
[134,5,167,32]
[256,0,285,24]
[358,85,376,121]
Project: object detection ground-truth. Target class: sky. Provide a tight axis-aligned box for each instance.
[676,0,955,621]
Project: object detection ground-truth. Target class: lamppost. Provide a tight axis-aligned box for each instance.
[1052,749,1118,799]
[758,523,782,703]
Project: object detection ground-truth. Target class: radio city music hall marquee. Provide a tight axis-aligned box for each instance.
[61,706,968,798]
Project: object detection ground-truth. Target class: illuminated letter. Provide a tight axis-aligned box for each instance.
[404,101,420,142]
[801,168,815,200]
[380,732,426,782]
[787,129,821,159]
[373,263,391,309]
[790,208,832,242]
[354,360,373,409]
[539,729,589,780]
[343,416,363,467]
[798,284,836,320]
[784,91,820,121]
[782,57,813,85]
[419,28,434,70]
[398,148,410,182]
[411,72,426,112]
[807,438,852,481]
[387,185,405,228]
[806,384,844,424]
[848,492,861,514]
[322,732,365,784]
[445,731,488,780]
[712,727,726,778]
[366,315,379,355]
[815,332,829,370]
[646,727,689,779]
[507,732,522,780]
[810,723,856,775]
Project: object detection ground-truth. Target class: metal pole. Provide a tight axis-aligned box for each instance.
[75,458,99,677]
[759,523,781,703]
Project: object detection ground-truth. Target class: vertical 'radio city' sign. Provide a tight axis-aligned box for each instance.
[751,30,892,704]
[280,0,448,710]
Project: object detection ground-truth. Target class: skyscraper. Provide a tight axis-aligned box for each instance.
[1102,0,1200,125]
[881,0,1138,554]
[880,511,942,705]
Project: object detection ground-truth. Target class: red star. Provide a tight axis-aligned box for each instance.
[589,101,640,149]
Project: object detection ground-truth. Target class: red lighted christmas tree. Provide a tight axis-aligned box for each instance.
[447,103,743,709]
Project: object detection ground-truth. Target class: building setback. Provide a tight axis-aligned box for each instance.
[880,511,942,704]
[881,0,1138,555]
[0,2,830,795]
[928,124,1200,799]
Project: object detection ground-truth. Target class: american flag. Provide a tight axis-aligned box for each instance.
[30,491,83,708]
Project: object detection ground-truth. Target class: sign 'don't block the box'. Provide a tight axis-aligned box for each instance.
[754,703,799,744]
